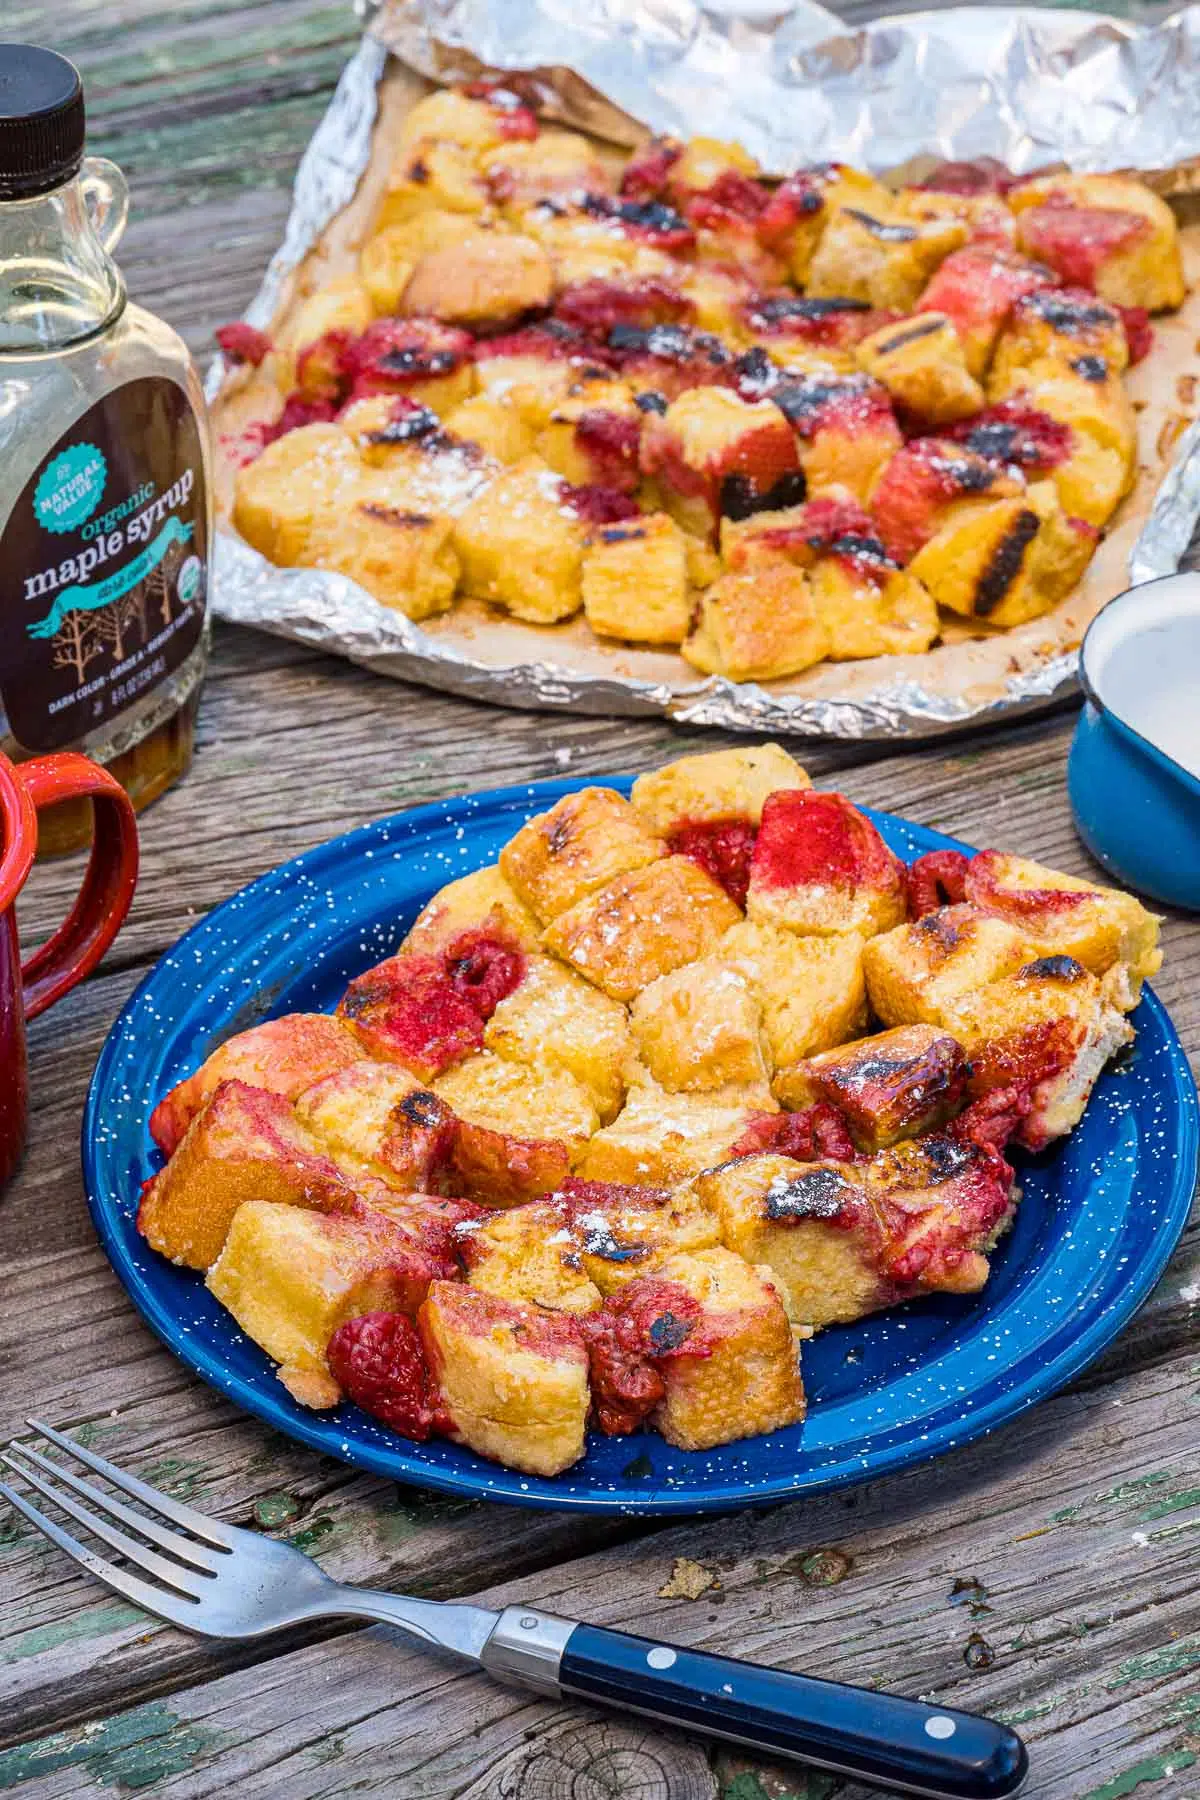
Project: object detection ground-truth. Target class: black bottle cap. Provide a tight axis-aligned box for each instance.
[0,44,86,200]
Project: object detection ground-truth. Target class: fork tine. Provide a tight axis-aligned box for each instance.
[4,1443,221,1575]
[0,1482,206,1631]
[26,1419,233,1549]
[2,1456,213,1600]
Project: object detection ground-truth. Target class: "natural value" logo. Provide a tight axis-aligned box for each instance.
[33,443,108,534]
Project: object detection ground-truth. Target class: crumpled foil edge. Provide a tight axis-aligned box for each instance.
[207,21,1200,742]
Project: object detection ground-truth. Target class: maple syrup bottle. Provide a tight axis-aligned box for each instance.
[0,44,210,852]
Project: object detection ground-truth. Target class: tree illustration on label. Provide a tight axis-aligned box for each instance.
[50,609,106,683]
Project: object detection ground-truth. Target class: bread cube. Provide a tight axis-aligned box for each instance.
[433,1050,598,1162]
[764,371,903,503]
[639,387,804,538]
[947,394,1129,533]
[870,436,1025,566]
[207,1198,446,1408]
[989,287,1130,391]
[780,1024,969,1149]
[375,139,490,233]
[481,130,613,211]
[359,211,484,314]
[861,1132,1016,1295]
[1009,173,1185,312]
[500,786,665,924]
[543,856,740,1001]
[809,553,939,661]
[579,1077,765,1186]
[807,206,968,311]
[755,164,892,285]
[893,185,1016,250]
[983,361,1136,528]
[459,1201,602,1315]
[862,904,1037,1028]
[339,953,484,1081]
[403,865,542,961]
[631,960,771,1092]
[917,246,1055,380]
[535,374,642,490]
[606,322,734,402]
[963,850,1162,1009]
[631,744,809,835]
[402,229,553,328]
[854,312,985,425]
[682,562,830,682]
[908,489,1048,628]
[746,790,908,939]
[558,1176,721,1295]
[419,1282,589,1476]
[149,1012,364,1157]
[303,494,460,622]
[943,957,1133,1150]
[473,334,585,431]
[452,458,586,623]
[271,275,373,395]
[581,512,691,646]
[485,953,632,1122]
[232,425,360,567]
[138,1080,363,1272]
[397,88,532,155]
[295,1061,457,1192]
[636,1248,804,1449]
[441,394,538,465]
[697,1154,893,1329]
[718,920,869,1075]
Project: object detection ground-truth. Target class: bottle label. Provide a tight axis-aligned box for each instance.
[0,376,208,752]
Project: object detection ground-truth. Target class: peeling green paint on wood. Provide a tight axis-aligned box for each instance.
[1107,1637,1200,1690]
[1139,1484,1200,1522]
[1,1604,144,1665]
[0,1702,225,1792]
[1081,1749,1198,1798]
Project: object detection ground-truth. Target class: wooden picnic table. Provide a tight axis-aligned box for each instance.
[2,1,1198,1794]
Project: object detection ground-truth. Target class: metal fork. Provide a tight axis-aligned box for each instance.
[2,1421,1027,1800]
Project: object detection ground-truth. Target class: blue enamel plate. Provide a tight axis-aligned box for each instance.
[84,778,1198,1515]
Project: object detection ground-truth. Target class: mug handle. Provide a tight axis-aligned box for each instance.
[15,755,140,1021]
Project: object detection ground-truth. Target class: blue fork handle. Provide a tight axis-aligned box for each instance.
[557,1623,1027,1800]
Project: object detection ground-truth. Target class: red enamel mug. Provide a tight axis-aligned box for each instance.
[0,752,139,1193]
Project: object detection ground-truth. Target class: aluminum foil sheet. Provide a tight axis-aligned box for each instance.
[208,8,1200,741]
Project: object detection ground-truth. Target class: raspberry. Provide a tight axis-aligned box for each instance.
[327,1312,446,1439]
[215,321,272,366]
[907,849,970,917]
[732,1103,857,1164]
[666,817,757,907]
[443,933,526,1018]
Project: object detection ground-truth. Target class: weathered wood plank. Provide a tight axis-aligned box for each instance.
[2,1353,1195,1798]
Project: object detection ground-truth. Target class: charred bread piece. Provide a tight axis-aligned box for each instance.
[149,1013,364,1158]
[854,311,986,425]
[989,286,1131,388]
[432,1049,598,1172]
[472,326,597,431]
[376,140,491,234]
[863,904,1036,1028]
[944,956,1134,1150]
[402,865,542,960]
[578,1074,768,1187]
[301,486,461,623]
[606,322,735,401]
[294,1061,457,1193]
[419,1282,590,1476]
[755,164,893,285]
[581,511,692,645]
[738,292,895,369]
[543,856,740,1001]
[861,1132,1016,1296]
[499,786,665,924]
[323,318,479,415]
[586,1247,804,1449]
[682,560,830,681]
[984,356,1137,528]
[892,184,1016,250]
[630,960,773,1093]
[945,396,1124,534]
[533,371,641,490]
[639,386,804,538]
[483,953,633,1123]
[1009,172,1185,312]
[138,1080,367,1272]
[718,919,869,1077]
[459,1200,603,1315]
[807,205,968,311]
[452,457,586,623]
[917,246,1056,380]
[745,789,908,939]
[747,367,903,503]
[779,1024,969,1148]
[964,850,1162,1008]
[338,940,516,1081]
[556,1176,721,1295]
[206,1196,452,1408]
